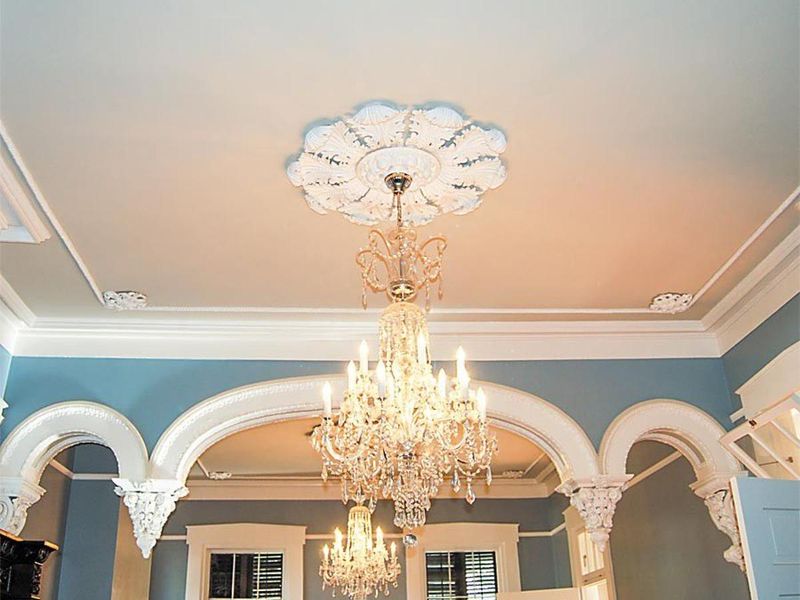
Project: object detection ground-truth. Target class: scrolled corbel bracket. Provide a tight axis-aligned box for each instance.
[557,475,631,552]
[113,478,188,559]
[0,477,46,535]
[691,472,748,573]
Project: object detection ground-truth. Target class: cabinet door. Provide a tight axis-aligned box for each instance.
[732,476,800,599]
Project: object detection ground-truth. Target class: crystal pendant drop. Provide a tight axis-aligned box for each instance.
[466,483,476,505]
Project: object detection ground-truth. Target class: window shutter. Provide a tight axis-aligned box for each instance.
[425,550,498,599]
[209,552,283,599]
[251,553,283,598]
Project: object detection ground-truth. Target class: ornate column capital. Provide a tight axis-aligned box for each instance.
[702,487,746,572]
[0,478,45,535]
[556,475,630,552]
[113,478,188,559]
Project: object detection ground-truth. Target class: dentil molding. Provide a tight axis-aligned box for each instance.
[599,399,741,481]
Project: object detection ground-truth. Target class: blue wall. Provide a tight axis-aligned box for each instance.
[612,442,749,600]
[57,479,120,600]
[22,464,72,600]
[151,497,570,600]
[0,343,10,398]
[3,356,735,450]
[722,293,800,409]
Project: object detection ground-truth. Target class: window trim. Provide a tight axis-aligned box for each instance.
[184,523,306,600]
[406,522,521,599]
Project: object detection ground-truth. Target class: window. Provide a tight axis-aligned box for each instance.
[184,524,306,600]
[209,552,283,599]
[425,550,498,599]
[406,523,520,598]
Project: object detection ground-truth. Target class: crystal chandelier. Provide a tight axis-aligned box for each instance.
[311,173,498,529]
[320,505,401,600]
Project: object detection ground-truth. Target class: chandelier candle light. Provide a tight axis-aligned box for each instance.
[311,172,497,530]
[320,505,400,600]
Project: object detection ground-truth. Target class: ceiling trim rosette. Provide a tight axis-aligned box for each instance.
[287,102,507,225]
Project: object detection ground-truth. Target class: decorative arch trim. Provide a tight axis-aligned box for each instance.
[150,375,600,483]
[599,399,740,483]
[0,401,149,483]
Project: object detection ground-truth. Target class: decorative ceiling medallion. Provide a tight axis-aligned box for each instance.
[649,292,693,314]
[102,290,148,311]
[500,470,525,479]
[287,102,508,225]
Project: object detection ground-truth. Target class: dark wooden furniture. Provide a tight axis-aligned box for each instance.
[0,529,58,600]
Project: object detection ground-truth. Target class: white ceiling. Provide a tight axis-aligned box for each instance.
[0,0,797,327]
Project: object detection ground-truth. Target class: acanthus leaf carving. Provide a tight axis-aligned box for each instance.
[0,479,45,535]
[704,488,746,573]
[113,479,188,559]
[0,495,34,535]
[287,102,507,225]
[649,292,693,314]
[102,290,148,311]
[557,476,628,552]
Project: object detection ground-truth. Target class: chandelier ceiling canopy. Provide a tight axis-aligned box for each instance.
[287,102,508,225]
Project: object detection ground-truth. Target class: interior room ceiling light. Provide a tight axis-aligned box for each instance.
[320,505,400,600]
[304,169,500,530]
[290,102,506,530]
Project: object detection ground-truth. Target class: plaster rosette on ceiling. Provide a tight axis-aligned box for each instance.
[286,102,507,225]
[649,292,693,314]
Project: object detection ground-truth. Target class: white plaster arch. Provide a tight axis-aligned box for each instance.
[150,375,599,484]
[0,401,149,484]
[599,399,741,485]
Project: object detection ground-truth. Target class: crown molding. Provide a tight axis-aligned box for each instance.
[2,219,797,360]
[0,299,21,354]
[704,223,800,354]
[0,274,35,327]
[10,316,719,360]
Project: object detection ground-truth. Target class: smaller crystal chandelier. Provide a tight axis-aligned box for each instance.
[321,505,401,600]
